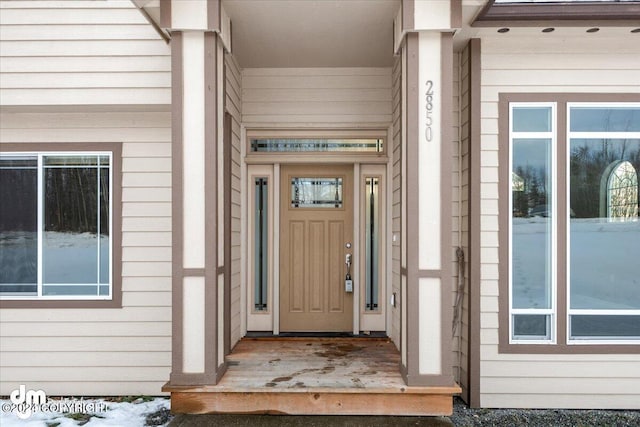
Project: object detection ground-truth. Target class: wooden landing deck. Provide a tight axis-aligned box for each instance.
[164,338,461,416]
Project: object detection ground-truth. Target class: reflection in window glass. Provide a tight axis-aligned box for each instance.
[570,107,640,132]
[569,102,640,341]
[0,157,38,295]
[0,153,111,299]
[513,107,552,132]
[291,178,343,208]
[511,138,553,311]
[43,165,99,286]
[513,314,549,340]
[99,167,110,284]
[510,104,555,342]
[365,178,379,311]
[569,138,640,312]
[571,315,640,339]
[607,161,639,221]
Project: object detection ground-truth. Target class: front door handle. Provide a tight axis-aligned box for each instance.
[345,254,353,292]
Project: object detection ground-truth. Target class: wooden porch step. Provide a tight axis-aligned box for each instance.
[166,386,460,416]
[164,338,461,416]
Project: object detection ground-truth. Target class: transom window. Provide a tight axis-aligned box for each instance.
[507,101,640,345]
[0,152,113,300]
[251,138,383,153]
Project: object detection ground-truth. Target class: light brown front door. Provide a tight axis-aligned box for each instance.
[280,165,354,332]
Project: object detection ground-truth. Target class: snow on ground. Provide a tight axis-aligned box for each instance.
[0,231,109,290]
[0,397,170,427]
[513,217,640,309]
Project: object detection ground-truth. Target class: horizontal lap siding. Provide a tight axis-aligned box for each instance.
[226,53,243,348]
[479,35,640,409]
[241,68,392,125]
[390,56,401,349]
[456,46,471,403]
[451,52,461,383]
[0,0,170,106]
[0,111,172,396]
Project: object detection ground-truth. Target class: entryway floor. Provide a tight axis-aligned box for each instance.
[223,337,404,390]
[164,337,460,415]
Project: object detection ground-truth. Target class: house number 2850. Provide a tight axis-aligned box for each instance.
[425,80,434,142]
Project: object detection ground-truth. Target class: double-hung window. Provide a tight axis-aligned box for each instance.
[0,150,116,302]
[502,96,640,348]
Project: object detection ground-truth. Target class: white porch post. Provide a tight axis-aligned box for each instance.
[162,0,232,386]
[396,0,460,387]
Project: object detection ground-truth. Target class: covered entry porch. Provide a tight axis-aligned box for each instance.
[164,338,460,415]
[142,0,464,415]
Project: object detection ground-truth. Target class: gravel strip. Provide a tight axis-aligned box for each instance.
[450,397,640,427]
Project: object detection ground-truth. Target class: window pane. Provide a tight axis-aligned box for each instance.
[0,157,37,295]
[99,166,110,284]
[513,314,550,339]
[571,107,640,132]
[513,107,552,132]
[570,315,640,339]
[291,178,343,208]
[365,177,379,311]
[251,139,383,153]
[43,160,99,292]
[43,284,100,296]
[512,138,553,310]
[254,178,268,311]
[44,156,100,167]
[569,139,640,310]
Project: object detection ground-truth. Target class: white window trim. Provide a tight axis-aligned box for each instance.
[0,151,113,301]
[246,164,274,332]
[508,102,558,344]
[566,102,640,344]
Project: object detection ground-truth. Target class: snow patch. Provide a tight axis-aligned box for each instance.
[0,398,171,427]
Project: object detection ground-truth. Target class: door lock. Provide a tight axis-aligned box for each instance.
[345,253,353,292]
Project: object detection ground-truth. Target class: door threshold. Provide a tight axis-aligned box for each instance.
[245,331,388,339]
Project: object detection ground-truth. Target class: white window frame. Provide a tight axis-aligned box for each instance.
[508,102,558,344]
[0,151,113,301]
[246,164,274,332]
[566,102,640,344]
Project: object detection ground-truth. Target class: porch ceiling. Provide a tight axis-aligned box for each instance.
[221,0,400,68]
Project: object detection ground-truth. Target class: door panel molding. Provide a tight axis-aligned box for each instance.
[280,164,354,332]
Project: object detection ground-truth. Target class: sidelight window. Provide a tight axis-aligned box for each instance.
[365,177,380,311]
[509,104,556,342]
[254,178,268,311]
